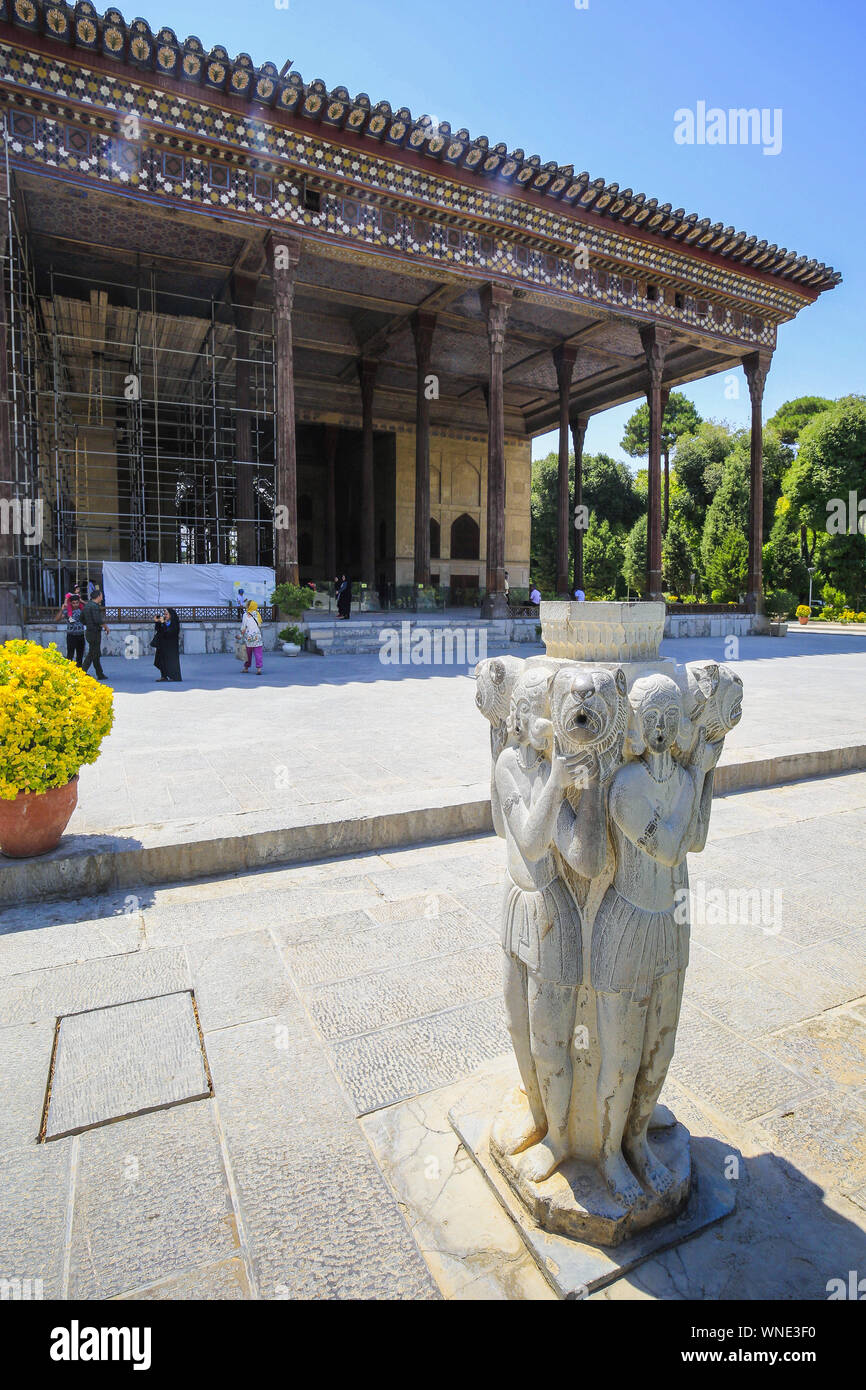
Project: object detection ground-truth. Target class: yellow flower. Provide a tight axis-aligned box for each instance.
[0,641,114,799]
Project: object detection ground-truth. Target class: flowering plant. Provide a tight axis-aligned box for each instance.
[795,605,811,620]
[0,641,114,800]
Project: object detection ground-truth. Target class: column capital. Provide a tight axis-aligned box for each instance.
[411,310,437,364]
[743,350,773,406]
[266,231,302,316]
[639,323,672,390]
[357,357,378,409]
[569,414,588,446]
[552,342,577,393]
[480,283,512,354]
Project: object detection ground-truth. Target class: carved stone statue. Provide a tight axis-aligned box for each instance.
[472,602,744,1245]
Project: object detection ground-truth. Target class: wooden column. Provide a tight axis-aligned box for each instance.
[481,284,512,616]
[569,415,588,593]
[660,386,671,536]
[553,344,577,596]
[639,324,672,600]
[230,270,258,567]
[743,351,772,617]
[358,358,378,589]
[266,231,301,586]
[0,222,15,623]
[412,311,436,587]
[324,423,338,581]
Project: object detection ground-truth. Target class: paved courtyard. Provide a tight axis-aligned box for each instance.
[67,627,866,842]
[2,772,865,1299]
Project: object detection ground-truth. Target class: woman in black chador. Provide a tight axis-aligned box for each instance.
[336,574,352,620]
[152,607,183,681]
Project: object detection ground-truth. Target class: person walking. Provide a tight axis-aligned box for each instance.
[57,583,86,666]
[240,599,264,674]
[529,582,541,607]
[81,586,109,680]
[152,607,182,682]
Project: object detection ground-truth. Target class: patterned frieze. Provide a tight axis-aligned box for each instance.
[0,0,839,302]
[0,33,817,339]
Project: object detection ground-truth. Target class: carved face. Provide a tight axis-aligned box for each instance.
[474,656,520,724]
[508,670,553,752]
[711,667,743,737]
[629,675,682,754]
[551,666,627,750]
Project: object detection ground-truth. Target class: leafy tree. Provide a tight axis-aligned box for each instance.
[673,422,737,532]
[582,453,642,530]
[530,449,641,592]
[662,513,697,598]
[583,514,626,598]
[622,513,647,594]
[784,397,866,605]
[705,528,749,602]
[700,452,750,581]
[767,396,833,445]
[529,450,560,592]
[621,392,702,530]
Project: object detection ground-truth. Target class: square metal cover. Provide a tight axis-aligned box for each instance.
[42,991,211,1141]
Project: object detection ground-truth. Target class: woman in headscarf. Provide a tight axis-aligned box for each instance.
[153,607,182,681]
[336,573,351,621]
[240,598,264,674]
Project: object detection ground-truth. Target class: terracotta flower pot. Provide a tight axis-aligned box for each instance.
[0,776,78,858]
[798,615,809,625]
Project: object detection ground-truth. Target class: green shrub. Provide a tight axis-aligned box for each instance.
[764,588,798,619]
[278,625,305,646]
[272,582,315,617]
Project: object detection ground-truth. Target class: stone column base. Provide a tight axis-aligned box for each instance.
[480,590,510,619]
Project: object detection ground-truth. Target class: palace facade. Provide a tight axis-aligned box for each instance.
[0,1,840,622]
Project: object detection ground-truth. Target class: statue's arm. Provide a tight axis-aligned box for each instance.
[609,769,696,868]
[555,779,607,880]
[495,754,565,862]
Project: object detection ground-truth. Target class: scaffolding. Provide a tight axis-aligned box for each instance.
[1,145,277,611]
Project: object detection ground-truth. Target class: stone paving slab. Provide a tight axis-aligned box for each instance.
[4,632,866,907]
[0,772,864,1298]
[67,1104,241,1300]
[44,992,210,1141]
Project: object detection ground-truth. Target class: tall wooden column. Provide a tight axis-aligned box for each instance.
[0,220,19,627]
[553,344,577,596]
[569,414,588,593]
[266,231,301,586]
[660,386,670,536]
[412,311,436,587]
[231,270,258,566]
[481,284,512,616]
[324,423,338,580]
[358,358,377,589]
[639,324,671,600]
[743,351,772,618]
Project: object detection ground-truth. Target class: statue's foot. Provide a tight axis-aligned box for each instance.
[623,1134,675,1196]
[599,1150,645,1209]
[649,1102,676,1131]
[492,1109,546,1157]
[520,1136,567,1183]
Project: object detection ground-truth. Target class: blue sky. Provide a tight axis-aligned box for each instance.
[148,0,861,464]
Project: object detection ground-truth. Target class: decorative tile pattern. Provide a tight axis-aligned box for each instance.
[0,37,821,339]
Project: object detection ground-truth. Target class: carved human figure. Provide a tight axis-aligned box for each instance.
[591,673,716,1206]
[475,655,523,837]
[492,667,586,1181]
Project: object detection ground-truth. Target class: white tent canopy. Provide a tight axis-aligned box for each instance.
[102,562,275,610]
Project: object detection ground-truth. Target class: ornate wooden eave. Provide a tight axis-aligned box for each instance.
[0,0,840,307]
